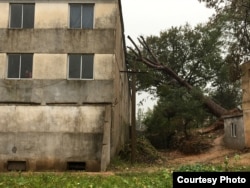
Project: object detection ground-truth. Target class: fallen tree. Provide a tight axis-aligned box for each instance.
[127,35,236,118]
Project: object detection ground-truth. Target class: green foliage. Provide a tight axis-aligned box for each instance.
[0,170,172,188]
[208,55,242,109]
[130,23,225,92]
[1,162,250,188]
[118,136,162,163]
[199,0,250,65]
[148,24,223,88]
[143,86,211,149]
[128,11,241,149]
[175,154,250,172]
[176,163,224,172]
[176,162,250,172]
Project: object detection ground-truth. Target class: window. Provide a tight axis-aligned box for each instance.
[69,4,94,29]
[68,54,94,79]
[231,123,237,137]
[8,54,33,79]
[10,4,35,28]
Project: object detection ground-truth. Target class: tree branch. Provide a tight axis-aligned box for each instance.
[127,35,142,58]
[127,36,229,117]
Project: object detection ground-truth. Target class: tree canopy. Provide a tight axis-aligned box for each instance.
[199,0,250,68]
[126,0,245,149]
[128,23,239,116]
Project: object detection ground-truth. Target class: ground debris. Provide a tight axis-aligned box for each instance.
[119,136,162,164]
[179,137,213,154]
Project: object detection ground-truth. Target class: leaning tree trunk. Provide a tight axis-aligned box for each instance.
[127,36,229,118]
[155,60,228,117]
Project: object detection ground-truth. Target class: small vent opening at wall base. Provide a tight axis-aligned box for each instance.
[7,161,27,171]
[67,162,86,171]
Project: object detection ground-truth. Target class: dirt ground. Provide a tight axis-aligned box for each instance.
[102,130,250,175]
[105,129,250,175]
[160,130,250,168]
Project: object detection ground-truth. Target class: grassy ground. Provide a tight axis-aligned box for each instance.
[0,169,172,188]
[1,136,250,187]
[1,160,250,188]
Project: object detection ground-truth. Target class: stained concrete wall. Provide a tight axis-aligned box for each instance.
[0,0,130,172]
[223,114,245,149]
[0,105,107,171]
[0,29,115,54]
[110,1,130,157]
[0,80,114,104]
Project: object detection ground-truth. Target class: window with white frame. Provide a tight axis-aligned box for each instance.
[69,4,94,29]
[8,54,33,79]
[10,3,35,28]
[68,54,94,79]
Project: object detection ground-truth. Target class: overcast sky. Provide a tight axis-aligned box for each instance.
[120,0,215,112]
[121,0,215,41]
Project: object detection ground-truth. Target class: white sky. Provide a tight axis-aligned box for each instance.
[120,0,215,113]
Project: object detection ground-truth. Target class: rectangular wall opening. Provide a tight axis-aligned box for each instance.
[7,161,26,171]
[231,123,237,137]
[67,162,86,171]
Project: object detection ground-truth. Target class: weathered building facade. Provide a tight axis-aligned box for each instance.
[222,61,250,150]
[0,0,130,172]
[223,113,245,150]
[241,62,250,149]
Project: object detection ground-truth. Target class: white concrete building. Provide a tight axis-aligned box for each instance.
[0,0,130,172]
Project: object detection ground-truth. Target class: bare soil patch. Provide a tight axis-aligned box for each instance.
[160,129,250,168]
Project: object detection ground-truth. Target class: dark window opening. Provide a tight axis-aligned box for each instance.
[68,54,94,79]
[231,123,237,137]
[10,3,35,28]
[67,162,86,171]
[7,161,26,171]
[8,54,33,79]
[70,4,94,29]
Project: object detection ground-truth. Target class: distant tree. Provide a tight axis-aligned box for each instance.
[199,0,250,67]
[136,108,146,130]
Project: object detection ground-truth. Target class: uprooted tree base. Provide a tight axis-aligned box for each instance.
[173,130,220,155]
[147,129,217,156]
